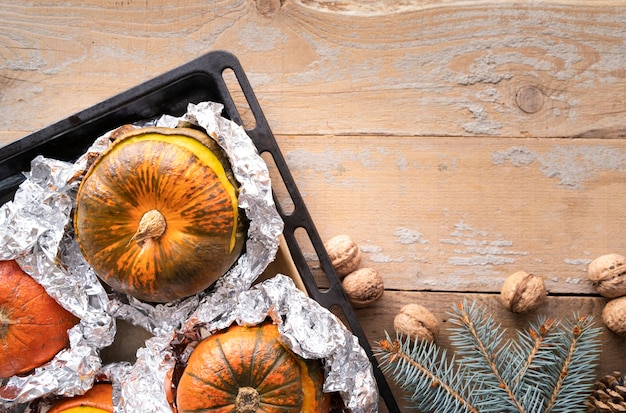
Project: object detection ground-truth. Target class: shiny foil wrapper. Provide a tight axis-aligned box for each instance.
[0,102,378,412]
[119,274,379,413]
[105,101,285,337]
[0,157,115,408]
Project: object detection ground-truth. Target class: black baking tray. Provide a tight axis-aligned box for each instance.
[0,50,400,412]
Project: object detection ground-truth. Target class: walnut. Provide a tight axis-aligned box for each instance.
[342,268,384,308]
[393,303,439,342]
[602,296,626,336]
[324,234,362,278]
[587,253,626,298]
[500,271,547,313]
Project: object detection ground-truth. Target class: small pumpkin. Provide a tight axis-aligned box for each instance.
[74,126,246,303]
[47,383,114,413]
[175,321,330,413]
[0,260,79,379]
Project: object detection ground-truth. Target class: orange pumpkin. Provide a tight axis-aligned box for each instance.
[74,126,246,303]
[0,260,79,379]
[175,321,330,413]
[47,383,114,413]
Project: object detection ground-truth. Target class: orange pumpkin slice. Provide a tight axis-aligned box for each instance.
[176,322,330,413]
[0,260,79,379]
[47,383,114,413]
[74,127,246,303]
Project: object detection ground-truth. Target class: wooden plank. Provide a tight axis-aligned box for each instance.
[351,291,626,413]
[1,1,625,411]
[1,1,625,143]
[265,134,626,295]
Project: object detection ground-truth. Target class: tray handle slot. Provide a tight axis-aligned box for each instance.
[260,151,296,216]
[222,68,257,131]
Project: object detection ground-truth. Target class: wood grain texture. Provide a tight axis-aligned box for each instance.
[1,0,625,410]
[269,134,626,295]
[1,1,625,142]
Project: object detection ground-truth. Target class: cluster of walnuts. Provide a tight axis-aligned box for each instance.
[324,234,626,341]
[588,253,626,336]
[497,254,626,336]
[324,234,439,343]
[324,234,385,308]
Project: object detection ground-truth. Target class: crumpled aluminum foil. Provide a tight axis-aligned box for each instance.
[108,102,378,413]
[0,157,115,407]
[118,274,379,413]
[104,101,285,337]
[0,101,378,413]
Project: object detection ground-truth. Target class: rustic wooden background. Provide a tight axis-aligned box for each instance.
[1,0,625,411]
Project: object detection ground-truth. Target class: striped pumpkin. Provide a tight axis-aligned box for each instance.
[74,126,245,303]
[175,321,330,413]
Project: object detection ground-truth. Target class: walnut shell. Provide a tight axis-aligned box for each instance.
[342,267,384,308]
[602,296,626,336]
[587,253,626,298]
[500,271,547,313]
[393,303,439,342]
[324,234,362,278]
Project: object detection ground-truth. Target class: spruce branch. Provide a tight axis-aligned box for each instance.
[511,314,565,411]
[377,332,480,413]
[513,316,559,387]
[448,301,528,413]
[544,315,602,413]
[376,300,602,413]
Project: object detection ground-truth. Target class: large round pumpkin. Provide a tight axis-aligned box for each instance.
[175,322,330,413]
[0,260,79,379]
[47,383,114,413]
[74,126,246,303]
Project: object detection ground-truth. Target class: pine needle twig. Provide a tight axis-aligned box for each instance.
[544,315,602,413]
[376,300,602,413]
[377,334,480,413]
[448,301,527,413]
[514,316,558,386]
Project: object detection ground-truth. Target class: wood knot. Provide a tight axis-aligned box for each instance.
[515,85,544,114]
[255,0,284,17]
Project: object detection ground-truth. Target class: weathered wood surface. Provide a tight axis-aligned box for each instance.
[2,1,626,141]
[274,135,626,295]
[1,0,625,410]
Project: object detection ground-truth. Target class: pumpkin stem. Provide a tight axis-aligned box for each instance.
[0,307,10,339]
[235,387,261,413]
[130,209,167,247]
